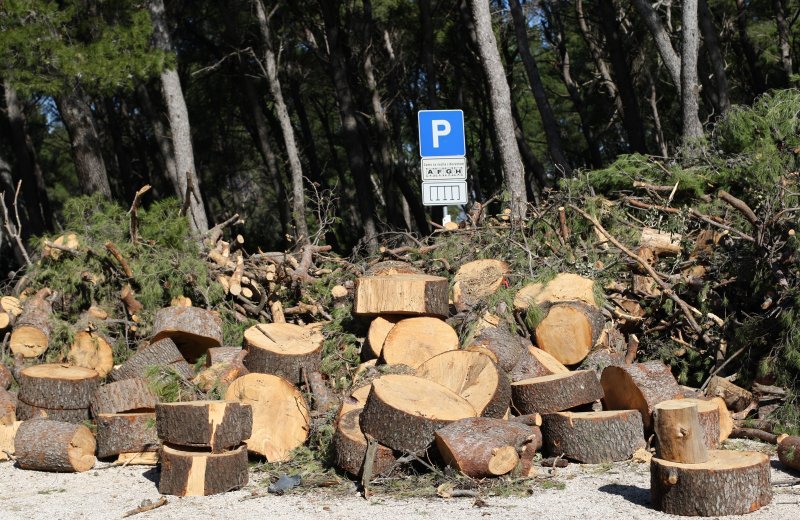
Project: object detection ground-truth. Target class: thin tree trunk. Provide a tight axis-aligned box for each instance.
[469,0,527,221]
[735,0,765,96]
[681,0,704,143]
[698,0,730,113]
[148,0,209,232]
[772,0,793,85]
[631,0,682,91]
[419,0,438,108]
[575,0,621,109]
[136,84,180,196]
[288,76,322,185]
[645,69,669,157]
[253,0,309,245]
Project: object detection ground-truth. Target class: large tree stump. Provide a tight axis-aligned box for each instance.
[704,375,754,412]
[509,345,569,382]
[600,361,683,430]
[365,316,402,359]
[353,274,449,317]
[653,401,709,463]
[15,420,96,472]
[0,388,15,425]
[243,323,323,385]
[451,259,509,311]
[416,350,510,418]
[333,409,397,477]
[534,302,605,365]
[18,364,99,409]
[467,324,529,373]
[91,378,158,416]
[0,420,21,461]
[513,273,596,311]
[651,450,772,516]
[777,436,800,471]
[15,401,90,423]
[434,417,532,478]
[380,317,459,369]
[159,444,248,496]
[151,306,223,362]
[68,330,114,378]
[660,398,721,449]
[96,412,160,458]
[224,373,309,462]
[111,338,193,382]
[511,370,604,415]
[540,410,645,463]
[360,374,476,454]
[156,401,252,453]
[10,288,52,358]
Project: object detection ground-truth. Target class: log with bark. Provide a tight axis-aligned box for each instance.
[650,450,772,516]
[0,363,13,390]
[509,345,569,382]
[333,409,397,477]
[511,370,604,415]
[416,350,510,418]
[243,323,323,385]
[359,374,477,454]
[15,420,96,472]
[662,397,721,449]
[336,384,372,422]
[0,388,16,425]
[639,227,681,255]
[206,347,244,366]
[224,373,309,462]
[513,273,596,311]
[514,426,543,477]
[111,338,193,382]
[712,396,734,442]
[466,323,530,373]
[18,364,99,410]
[777,436,800,471]
[365,316,402,359]
[541,410,646,463]
[15,401,91,423]
[653,401,709,463]
[156,401,252,453]
[353,274,449,317]
[534,301,605,365]
[159,444,248,496]
[193,350,248,393]
[0,420,21,461]
[600,361,683,430]
[451,259,509,311]
[91,378,158,416]
[68,330,114,378]
[151,306,223,362]
[704,376,754,412]
[96,412,160,458]
[10,288,52,358]
[380,317,459,369]
[0,295,20,331]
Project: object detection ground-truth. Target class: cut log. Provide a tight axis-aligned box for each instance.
[115,452,159,465]
[96,412,160,458]
[380,317,459,369]
[353,274,449,317]
[668,398,720,449]
[467,324,528,373]
[600,361,683,430]
[541,410,646,463]
[777,436,800,471]
[206,347,244,366]
[111,338,193,382]
[0,295,22,318]
[0,420,21,461]
[0,388,16,425]
[451,259,509,311]
[156,401,252,453]
[0,363,13,390]
[704,376,753,412]
[639,227,681,255]
[713,397,733,442]
[577,349,626,376]
[224,373,309,462]
[651,450,772,516]
[364,261,422,276]
[193,350,248,393]
[91,378,158,416]
[15,420,96,472]
[534,302,605,365]
[68,330,114,378]
[336,384,372,421]
[42,232,80,259]
[511,370,604,415]
[416,350,510,418]
[653,401,709,463]
[10,288,52,358]
[434,417,532,478]
[151,306,223,362]
[243,323,323,385]
[15,401,90,423]
[360,374,477,454]
[18,364,99,409]
[159,444,248,496]
[333,409,397,477]
[514,426,543,477]
[509,413,543,427]
[509,345,569,382]
[365,316,402,359]
[513,273,595,311]
[0,299,16,330]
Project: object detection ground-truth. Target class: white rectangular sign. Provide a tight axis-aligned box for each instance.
[421,157,467,181]
[422,181,468,206]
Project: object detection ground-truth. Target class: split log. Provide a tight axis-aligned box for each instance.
[777,436,800,471]
[151,307,223,362]
[18,364,99,409]
[451,259,509,311]
[10,288,52,358]
[541,410,646,463]
[15,401,91,423]
[96,412,159,458]
[513,273,595,311]
[640,227,681,255]
[159,444,248,496]
[224,373,309,462]
[115,452,159,465]
[509,345,569,382]
[600,361,683,430]
[156,401,252,453]
[111,338,193,382]
[435,417,531,478]
[650,450,772,516]
[365,316,401,359]
[243,323,323,385]
[42,232,79,259]
[416,350,510,418]
[68,330,114,378]
[0,388,16,425]
[353,274,449,317]
[91,378,158,416]
[380,317,459,369]
[670,398,721,449]
[534,302,605,365]
[359,374,477,454]
[653,401,709,463]
[15,420,96,472]
[511,370,604,415]
[336,384,371,421]
[705,376,753,412]
[0,363,13,390]
[467,324,528,373]
[333,409,397,477]
[0,420,21,461]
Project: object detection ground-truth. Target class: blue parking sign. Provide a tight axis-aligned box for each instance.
[418,110,465,157]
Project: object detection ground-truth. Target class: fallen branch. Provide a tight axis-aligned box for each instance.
[205,213,241,246]
[730,427,788,445]
[179,174,193,217]
[122,497,168,518]
[105,242,133,278]
[128,184,151,244]
[718,190,759,226]
[0,181,32,266]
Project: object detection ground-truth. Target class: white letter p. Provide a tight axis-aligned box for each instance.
[432,120,451,148]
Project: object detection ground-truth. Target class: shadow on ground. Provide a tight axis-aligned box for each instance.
[597,483,652,508]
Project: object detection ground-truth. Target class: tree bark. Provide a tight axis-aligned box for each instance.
[469,0,527,221]
[698,0,731,114]
[772,0,793,85]
[631,0,682,91]
[575,0,621,109]
[680,0,704,143]
[735,0,765,96]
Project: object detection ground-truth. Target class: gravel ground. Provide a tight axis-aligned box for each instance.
[1,442,798,519]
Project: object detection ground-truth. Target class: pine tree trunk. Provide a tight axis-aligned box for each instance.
[772,0,793,85]
[735,0,765,97]
[136,84,180,195]
[631,0,682,90]
[680,0,704,143]
[698,0,731,113]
